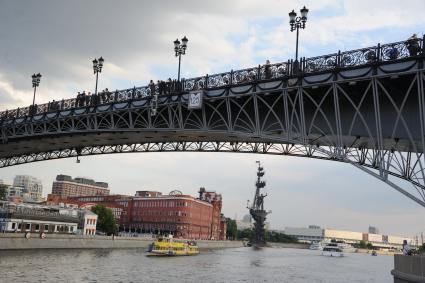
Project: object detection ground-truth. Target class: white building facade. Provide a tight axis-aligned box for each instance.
[0,202,78,234]
[284,226,413,249]
[13,175,43,201]
[79,210,98,236]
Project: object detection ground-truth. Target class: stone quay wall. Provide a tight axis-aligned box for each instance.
[0,233,244,250]
[391,254,425,283]
[267,242,309,249]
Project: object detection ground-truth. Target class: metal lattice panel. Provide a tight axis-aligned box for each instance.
[0,141,424,206]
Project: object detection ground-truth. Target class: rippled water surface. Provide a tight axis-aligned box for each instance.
[0,247,393,282]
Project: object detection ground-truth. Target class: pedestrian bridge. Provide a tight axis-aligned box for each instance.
[1,38,425,206]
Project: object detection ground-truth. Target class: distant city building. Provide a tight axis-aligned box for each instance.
[51,175,110,198]
[13,175,43,201]
[0,182,30,201]
[284,226,413,249]
[369,226,380,234]
[308,225,321,229]
[6,186,28,198]
[242,214,251,222]
[47,194,126,221]
[236,214,253,230]
[135,191,162,197]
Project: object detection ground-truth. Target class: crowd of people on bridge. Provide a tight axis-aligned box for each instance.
[148,78,183,95]
[75,88,112,107]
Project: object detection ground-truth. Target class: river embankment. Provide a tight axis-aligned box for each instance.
[0,233,243,250]
[267,242,309,249]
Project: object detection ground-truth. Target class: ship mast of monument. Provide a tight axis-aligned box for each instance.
[253,161,266,210]
[248,161,270,246]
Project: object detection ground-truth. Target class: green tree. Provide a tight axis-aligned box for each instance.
[91,205,117,235]
[357,240,367,249]
[226,218,237,240]
[0,184,8,201]
[236,228,298,243]
[266,231,298,243]
[418,243,425,254]
[237,228,252,240]
[366,242,374,250]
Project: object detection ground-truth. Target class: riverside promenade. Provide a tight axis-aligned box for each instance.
[0,233,243,250]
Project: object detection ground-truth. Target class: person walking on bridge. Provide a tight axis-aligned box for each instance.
[402,240,412,255]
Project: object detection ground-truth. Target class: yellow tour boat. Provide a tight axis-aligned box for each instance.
[146,235,199,256]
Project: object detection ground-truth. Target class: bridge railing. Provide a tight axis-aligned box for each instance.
[0,37,423,121]
[303,39,423,71]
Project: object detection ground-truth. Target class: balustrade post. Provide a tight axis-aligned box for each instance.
[132,87,136,100]
[286,60,290,75]
[258,65,261,80]
[299,58,303,74]
[114,90,118,102]
[337,50,341,68]
[230,70,233,85]
[205,74,209,89]
[376,43,381,62]
[16,108,20,118]
[422,35,425,54]
[290,59,294,75]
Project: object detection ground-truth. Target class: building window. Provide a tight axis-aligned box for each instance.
[25,223,31,230]
[11,223,16,230]
[44,225,49,231]
[35,224,40,231]
[18,223,22,230]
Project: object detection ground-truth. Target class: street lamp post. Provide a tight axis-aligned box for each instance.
[289,6,309,72]
[173,36,188,82]
[31,73,42,107]
[92,57,104,95]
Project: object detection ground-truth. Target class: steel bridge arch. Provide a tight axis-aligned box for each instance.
[1,139,424,207]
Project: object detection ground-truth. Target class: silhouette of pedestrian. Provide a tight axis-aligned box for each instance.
[406,34,420,56]
[264,60,271,79]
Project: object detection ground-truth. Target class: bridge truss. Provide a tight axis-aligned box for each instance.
[1,38,425,206]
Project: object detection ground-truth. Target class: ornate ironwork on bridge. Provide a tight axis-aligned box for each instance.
[248,161,270,247]
[1,37,425,207]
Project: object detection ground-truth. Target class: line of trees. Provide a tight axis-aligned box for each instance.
[237,228,298,243]
[225,218,298,243]
[354,240,374,250]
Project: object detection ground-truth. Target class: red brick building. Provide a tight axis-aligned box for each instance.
[128,192,213,239]
[198,187,223,240]
[48,189,227,240]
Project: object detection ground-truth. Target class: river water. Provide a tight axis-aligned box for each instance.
[0,247,392,282]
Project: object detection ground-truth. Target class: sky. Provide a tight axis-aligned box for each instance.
[0,0,425,238]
